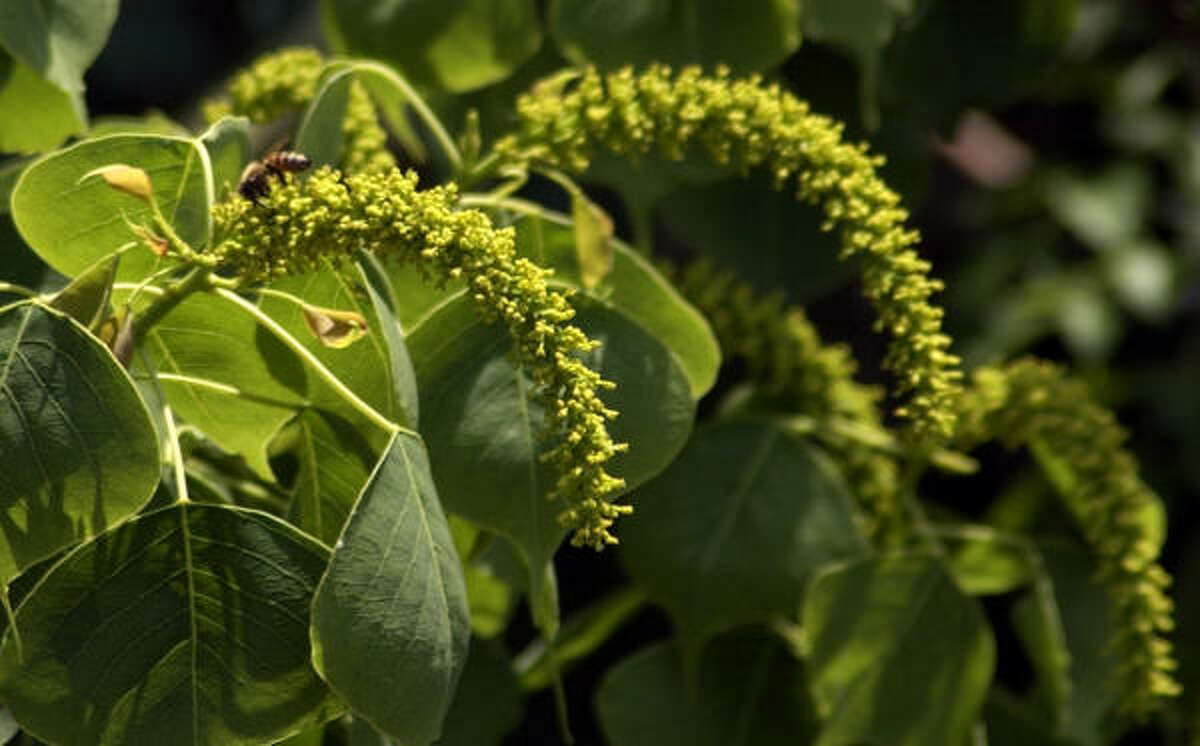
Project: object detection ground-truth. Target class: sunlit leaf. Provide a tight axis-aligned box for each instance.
[11,134,212,281]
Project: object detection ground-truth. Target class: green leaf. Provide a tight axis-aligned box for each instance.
[0,51,81,153]
[261,265,412,428]
[11,134,213,281]
[285,408,379,546]
[802,554,995,746]
[296,69,354,169]
[322,0,542,92]
[943,524,1034,596]
[47,252,118,330]
[0,503,340,746]
[311,430,470,744]
[0,301,159,584]
[510,208,720,399]
[549,0,801,73]
[141,292,307,480]
[1014,539,1115,744]
[438,638,522,746]
[620,421,868,642]
[567,188,614,290]
[198,116,251,200]
[358,254,419,428]
[802,0,918,127]
[88,112,190,139]
[0,0,118,118]
[657,175,854,304]
[408,293,696,583]
[299,59,438,165]
[878,0,1078,130]
[594,629,816,746]
[983,691,1073,746]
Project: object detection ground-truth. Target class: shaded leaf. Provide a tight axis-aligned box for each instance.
[802,554,995,746]
[198,116,251,200]
[358,254,419,428]
[322,0,542,92]
[516,586,645,690]
[438,638,522,746]
[285,408,378,546]
[0,0,118,118]
[595,629,816,746]
[621,421,868,642]
[0,301,159,584]
[569,188,614,290]
[311,431,470,745]
[0,503,339,746]
[550,0,801,73]
[48,253,119,330]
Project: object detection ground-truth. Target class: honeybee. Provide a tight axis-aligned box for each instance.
[238,146,312,204]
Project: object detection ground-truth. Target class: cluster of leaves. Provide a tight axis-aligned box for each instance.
[0,1,1195,745]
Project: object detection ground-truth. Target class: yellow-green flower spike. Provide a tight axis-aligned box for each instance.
[956,359,1179,718]
[494,66,963,443]
[211,167,628,548]
[674,260,901,543]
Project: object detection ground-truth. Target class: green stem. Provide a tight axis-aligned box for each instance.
[899,453,944,556]
[0,586,21,663]
[213,287,401,436]
[130,268,212,343]
[551,673,575,746]
[149,202,216,267]
[0,281,38,298]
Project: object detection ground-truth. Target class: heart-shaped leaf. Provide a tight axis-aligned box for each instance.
[11,134,212,281]
[0,503,340,746]
[0,301,159,584]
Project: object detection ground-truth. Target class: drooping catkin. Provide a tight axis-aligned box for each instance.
[211,167,628,549]
[956,359,1179,717]
[496,65,963,443]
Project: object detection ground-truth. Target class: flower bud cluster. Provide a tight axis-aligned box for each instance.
[676,260,900,541]
[211,167,628,548]
[956,359,1179,717]
[496,65,962,442]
